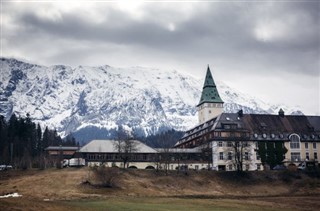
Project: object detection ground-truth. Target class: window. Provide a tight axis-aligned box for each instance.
[291,152,301,161]
[209,110,211,114]
[289,134,300,149]
[257,164,261,170]
[305,143,309,149]
[143,154,147,160]
[245,152,249,160]
[219,152,224,160]
[215,132,221,137]
[313,143,317,149]
[227,152,232,160]
[314,152,318,160]
[256,153,260,160]
[306,152,309,160]
[227,142,232,147]
[218,142,223,147]
[245,164,249,171]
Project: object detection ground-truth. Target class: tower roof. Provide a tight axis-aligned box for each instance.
[197,66,223,106]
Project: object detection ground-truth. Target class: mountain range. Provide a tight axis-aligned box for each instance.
[0,58,303,143]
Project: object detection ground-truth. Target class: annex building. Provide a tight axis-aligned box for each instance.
[175,66,320,171]
[78,139,211,170]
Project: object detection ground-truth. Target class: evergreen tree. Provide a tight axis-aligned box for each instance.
[0,115,9,163]
[257,141,288,169]
[1,113,74,168]
[36,123,42,154]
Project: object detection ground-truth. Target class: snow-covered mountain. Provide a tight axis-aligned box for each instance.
[0,58,302,142]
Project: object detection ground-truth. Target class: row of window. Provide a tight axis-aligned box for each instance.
[86,153,151,161]
[291,152,318,161]
[217,141,250,147]
[304,142,317,149]
[254,133,320,140]
[214,132,249,138]
[199,103,222,109]
[219,152,250,161]
[218,150,318,162]
[225,164,257,171]
[290,140,317,149]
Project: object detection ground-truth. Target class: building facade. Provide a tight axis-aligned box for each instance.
[175,66,320,171]
[79,139,211,170]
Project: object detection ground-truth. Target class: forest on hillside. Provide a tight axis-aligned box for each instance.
[0,113,185,169]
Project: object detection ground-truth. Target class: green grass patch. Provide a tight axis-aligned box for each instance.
[65,197,283,211]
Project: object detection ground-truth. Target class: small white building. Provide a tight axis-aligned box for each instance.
[79,139,212,170]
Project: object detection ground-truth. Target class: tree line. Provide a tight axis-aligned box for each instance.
[0,113,78,168]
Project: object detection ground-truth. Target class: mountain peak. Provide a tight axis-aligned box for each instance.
[0,58,303,143]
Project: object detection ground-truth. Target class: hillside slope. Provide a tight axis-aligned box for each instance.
[0,168,319,211]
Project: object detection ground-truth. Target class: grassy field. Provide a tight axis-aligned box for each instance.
[1,167,320,211]
[65,197,288,211]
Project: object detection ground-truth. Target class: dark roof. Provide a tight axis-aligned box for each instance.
[176,113,320,147]
[306,116,320,132]
[45,146,79,151]
[175,116,217,147]
[215,113,246,130]
[241,114,315,134]
[197,66,223,106]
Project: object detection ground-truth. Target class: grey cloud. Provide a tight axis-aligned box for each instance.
[3,1,319,77]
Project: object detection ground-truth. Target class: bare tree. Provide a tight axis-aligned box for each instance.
[113,125,138,168]
[157,140,172,175]
[228,141,253,171]
[156,130,182,174]
[200,142,212,170]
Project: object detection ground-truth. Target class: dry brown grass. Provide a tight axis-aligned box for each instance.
[0,168,320,210]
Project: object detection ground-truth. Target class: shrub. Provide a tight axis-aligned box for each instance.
[92,166,120,188]
[280,170,301,183]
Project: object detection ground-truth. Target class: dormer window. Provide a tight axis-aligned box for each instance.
[260,122,267,129]
[222,124,237,130]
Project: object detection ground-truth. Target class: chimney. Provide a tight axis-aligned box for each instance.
[237,109,243,118]
[278,108,285,118]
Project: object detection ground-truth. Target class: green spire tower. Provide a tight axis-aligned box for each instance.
[197,66,224,124]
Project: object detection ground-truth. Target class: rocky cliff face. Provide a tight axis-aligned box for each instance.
[0,58,302,143]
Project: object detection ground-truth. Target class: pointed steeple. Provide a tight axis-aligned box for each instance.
[197,66,223,106]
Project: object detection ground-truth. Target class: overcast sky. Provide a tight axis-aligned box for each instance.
[1,1,319,115]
